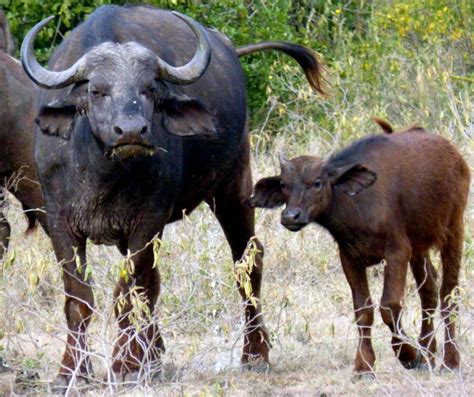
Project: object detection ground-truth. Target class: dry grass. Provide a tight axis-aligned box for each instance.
[0,132,472,396]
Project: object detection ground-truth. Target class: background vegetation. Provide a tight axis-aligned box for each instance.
[0,0,472,395]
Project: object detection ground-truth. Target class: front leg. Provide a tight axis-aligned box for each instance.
[47,216,94,389]
[339,249,376,376]
[111,230,165,382]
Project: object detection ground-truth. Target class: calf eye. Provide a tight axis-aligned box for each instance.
[314,179,323,190]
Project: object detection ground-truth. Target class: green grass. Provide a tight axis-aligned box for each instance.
[0,0,473,395]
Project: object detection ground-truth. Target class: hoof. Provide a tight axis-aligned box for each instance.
[241,355,270,373]
[440,366,461,375]
[110,370,139,385]
[110,366,161,387]
[49,374,92,395]
[122,371,139,384]
[49,375,70,395]
[241,327,271,368]
[352,372,376,382]
[416,363,432,372]
[0,357,12,373]
[400,351,422,370]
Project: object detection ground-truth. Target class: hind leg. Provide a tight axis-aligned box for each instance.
[440,221,464,370]
[380,239,421,369]
[207,193,270,367]
[207,153,270,368]
[410,252,438,368]
[0,189,11,260]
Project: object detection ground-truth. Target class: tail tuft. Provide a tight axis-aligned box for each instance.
[237,41,327,95]
[22,205,38,235]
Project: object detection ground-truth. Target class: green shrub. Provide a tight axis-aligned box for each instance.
[0,0,471,132]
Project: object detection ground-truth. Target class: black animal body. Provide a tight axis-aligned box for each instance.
[21,4,325,387]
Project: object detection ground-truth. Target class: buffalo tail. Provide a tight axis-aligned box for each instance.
[236,41,326,95]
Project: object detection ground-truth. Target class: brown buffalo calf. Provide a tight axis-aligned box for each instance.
[248,119,470,375]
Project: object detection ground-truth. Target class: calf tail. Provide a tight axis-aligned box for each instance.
[22,205,38,235]
[372,117,394,134]
[236,41,326,95]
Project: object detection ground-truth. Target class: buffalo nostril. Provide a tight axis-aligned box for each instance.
[283,208,301,221]
[139,125,148,135]
[291,211,300,220]
[114,126,123,135]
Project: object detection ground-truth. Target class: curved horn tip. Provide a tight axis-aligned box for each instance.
[157,11,211,85]
[20,15,55,57]
[171,11,187,20]
[21,15,87,89]
[170,11,205,33]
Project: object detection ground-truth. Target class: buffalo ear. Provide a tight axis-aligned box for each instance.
[161,94,218,138]
[36,104,77,139]
[245,176,284,208]
[328,164,377,196]
[35,83,87,140]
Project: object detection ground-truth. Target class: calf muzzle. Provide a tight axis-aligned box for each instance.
[281,207,308,232]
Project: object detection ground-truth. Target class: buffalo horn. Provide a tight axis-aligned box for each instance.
[156,12,211,85]
[21,16,88,89]
[279,152,292,171]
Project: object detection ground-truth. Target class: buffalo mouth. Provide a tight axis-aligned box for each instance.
[282,222,308,232]
[108,143,156,159]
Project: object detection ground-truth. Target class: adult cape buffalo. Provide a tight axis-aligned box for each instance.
[21,5,324,386]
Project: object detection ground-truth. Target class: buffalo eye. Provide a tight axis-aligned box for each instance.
[313,179,323,190]
[90,89,109,99]
[141,84,157,98]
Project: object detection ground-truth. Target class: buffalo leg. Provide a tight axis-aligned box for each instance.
[48,230,94,387]
[207,191,270,368]
[0,192,10,260]
[340,249,375,375]
[410,252,438,368]
[440,219,463,370]
[380,240,420,368]
[112,235,164,381]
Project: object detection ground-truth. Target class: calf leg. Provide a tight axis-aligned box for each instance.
[0,189,11,259]
[380,241,420,368]
[112,237,164,381]
[340,250,375,375]
[440,221,463,370]
[207,193,270,368]
[410,253,438,368]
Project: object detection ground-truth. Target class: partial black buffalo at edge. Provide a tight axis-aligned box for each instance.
[0,15,47,261]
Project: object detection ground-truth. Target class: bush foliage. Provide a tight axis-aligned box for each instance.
[0,0,471,128]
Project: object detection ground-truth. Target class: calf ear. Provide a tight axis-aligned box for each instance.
[329,164,377,196]
[161,94,218,138]
[245,176,284,208]
[35,83,87,140]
